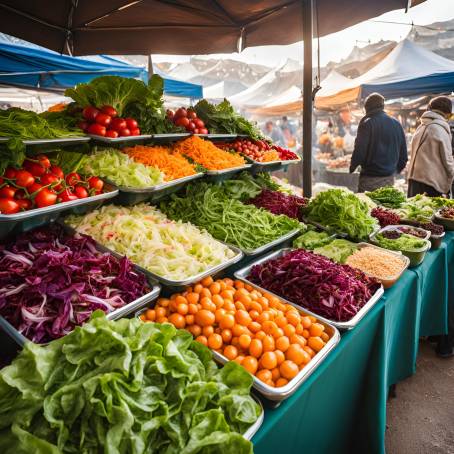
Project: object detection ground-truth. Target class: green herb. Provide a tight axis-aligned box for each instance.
[0,312,259,454]
[222,171,282,201]
[375,232,427,251]
[313,239,358,263]
[395,194,437,222]
[293,230,334,250]
[365,186,406,208]
[304,189,378,240]
[194,99,264,139]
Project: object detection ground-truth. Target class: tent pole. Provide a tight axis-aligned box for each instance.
[148,55,154,79]
[302,0,313,197]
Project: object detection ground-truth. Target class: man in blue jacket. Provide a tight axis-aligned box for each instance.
[350,93,408,192]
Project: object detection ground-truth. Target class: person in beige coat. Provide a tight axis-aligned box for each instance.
[408,96,454,197]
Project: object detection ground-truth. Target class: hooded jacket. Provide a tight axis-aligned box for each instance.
[408,111,454,194]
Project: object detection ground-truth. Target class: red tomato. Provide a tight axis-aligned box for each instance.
[0,198,20,214]
[35,188,57,208]
[88,176,104,192]
[82,106,99,121]
[4,167,17,179]
[105,130,119,139]
[199,128,209,135]
[95,113,112,127]
[130,128,140,136]
[87,123,106,136]
[77,121,89,131]
[174,108,187,119]
[14,170,35,188]
[166,109,174,120]
[110,118,127,131]
[187,110,197,120]
[65,172,81,186]
[187,121,196,131]
[74,185,88,198]
[100,105,117,117]
[16,198,32,210]
[0,177,3,185]
[14,189,26,199]
[119,128,131,137]
[58,189,78,203]
[40,173,60,187]
[175,117,190,128]
[193,128,200,134]
[125,118,138,129]
[50,165,64,179]
[0,186,17,198]
[194,119,205,129]
[28,183,43,194]
[23,160,46,177]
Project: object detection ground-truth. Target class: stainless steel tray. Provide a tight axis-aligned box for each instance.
[63,222,244,287]
[234,247,384,330]
[204,163,252,175]
[0,183,119,239]
[108,173,203,205]
[279,157,301,166]
[136,283,340,402]
[0,136,90,145]
[243,397,264,440]
[151,133,191,141]
[233,228,302,256]
[87,134,152,143]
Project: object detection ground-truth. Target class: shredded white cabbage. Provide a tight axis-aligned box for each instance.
[66,204,236,281]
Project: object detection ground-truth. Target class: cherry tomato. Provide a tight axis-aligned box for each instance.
[187,121,196,131]
[125,118,138,129]
[0,186,17,198]
[28,183,43,194]
[166,109,174,120]
[105,130,119,138]
[34,188,57,208]
[50,165,64,179]
[36,155,51,169]
[77,120,89,131]
[199,128,209,135]
[130,128,141,136]
[174,108,187,119]
[40,173,60,187]
[100,105,117,117]
[58,189,78,202]
[14,189,26,199]
[82,106,99,121]
[16,198,32,210]
[119,128,131,137]
[187,110,197,120]
[14,170,35,188]
[74,185,88,198]
[65,172,81,186]
[95,113,112,127]
[193,128,200,134]
[87,123,106,136]
[0,198,20,214]
[23,160,46,177]
[4,167,17,179]
[175,117,189,128]
[88,176,104,192]
[194,119,205,129]
[110,118,127,131]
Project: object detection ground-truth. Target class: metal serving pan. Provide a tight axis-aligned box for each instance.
[63,222,244,287]
[234,248,384,331]
[204,163,252,183]
[137,283,340,402]
[108,173,204,205]
[0,136,90,146]
[196,133,238,140]
[243,397,264,439]
[0,182,118,239]
[86,134,152,143]
[150,133,191,142]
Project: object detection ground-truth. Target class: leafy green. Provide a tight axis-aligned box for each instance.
[303,189,378,240]
[365,186,406,208]
[313,239,358,263]
[0,312,259,454]
[395,194,437,222]
[194,99,263,140]
[221,171,282,201]
[160,180,302,251]
[374,233,427,251]
[293,230,334,250]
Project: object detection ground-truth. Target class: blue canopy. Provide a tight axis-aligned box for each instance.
[0,34,202,98]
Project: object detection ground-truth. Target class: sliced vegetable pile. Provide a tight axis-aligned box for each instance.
[371,206,401,228]
[439,206,454,219]
[303,189,377,240]
[374,232,427,251]
[124,144,198,180]
[248,249,379,322]
[313,239,358,264]
[80,148,164,188]
[160,181,301,251]
[398,226,429,238]
[292,230,334,250]
[403,219,444,235]
[142,276,332,387]
[0,312,260,453]
[365,186,406,208]
[173,136,246,170]
[0,225,149,343]
[66,204,236,281]
[246,189,308,221]
[395,194,437,222]
[0,154,105,214]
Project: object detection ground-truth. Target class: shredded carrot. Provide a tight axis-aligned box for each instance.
[123,145,197,181]
[172,136,246,170]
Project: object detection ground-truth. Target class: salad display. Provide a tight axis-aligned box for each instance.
[374,232,427,251]
[66,204,237,281]
[365,186,406,208]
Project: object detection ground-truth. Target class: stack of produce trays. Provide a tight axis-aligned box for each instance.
[0,313,262,453]
[236,248,383,329]
[160,181,302,255]
[0,224,158,344]
[66,204,242,285]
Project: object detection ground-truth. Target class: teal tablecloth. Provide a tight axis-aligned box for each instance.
[253,232,454,454]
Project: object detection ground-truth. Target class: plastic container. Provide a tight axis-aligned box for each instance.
[434,209,454,231]
[204,164,252,183]
[429,231,445,249]
[137,284,340,402]
[109,173,204,206]
[0,182,118,239]
[234,247,384,331]
[347,243,410,289]
[393,224,431,240]
[369,228,431,267]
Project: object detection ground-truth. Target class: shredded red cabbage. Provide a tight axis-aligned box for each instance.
[246,189,308,221]
[371,207,401,228]
[0,224,150,343]
[248,249,379,322]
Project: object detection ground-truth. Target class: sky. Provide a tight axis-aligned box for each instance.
[154,0,454,68]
